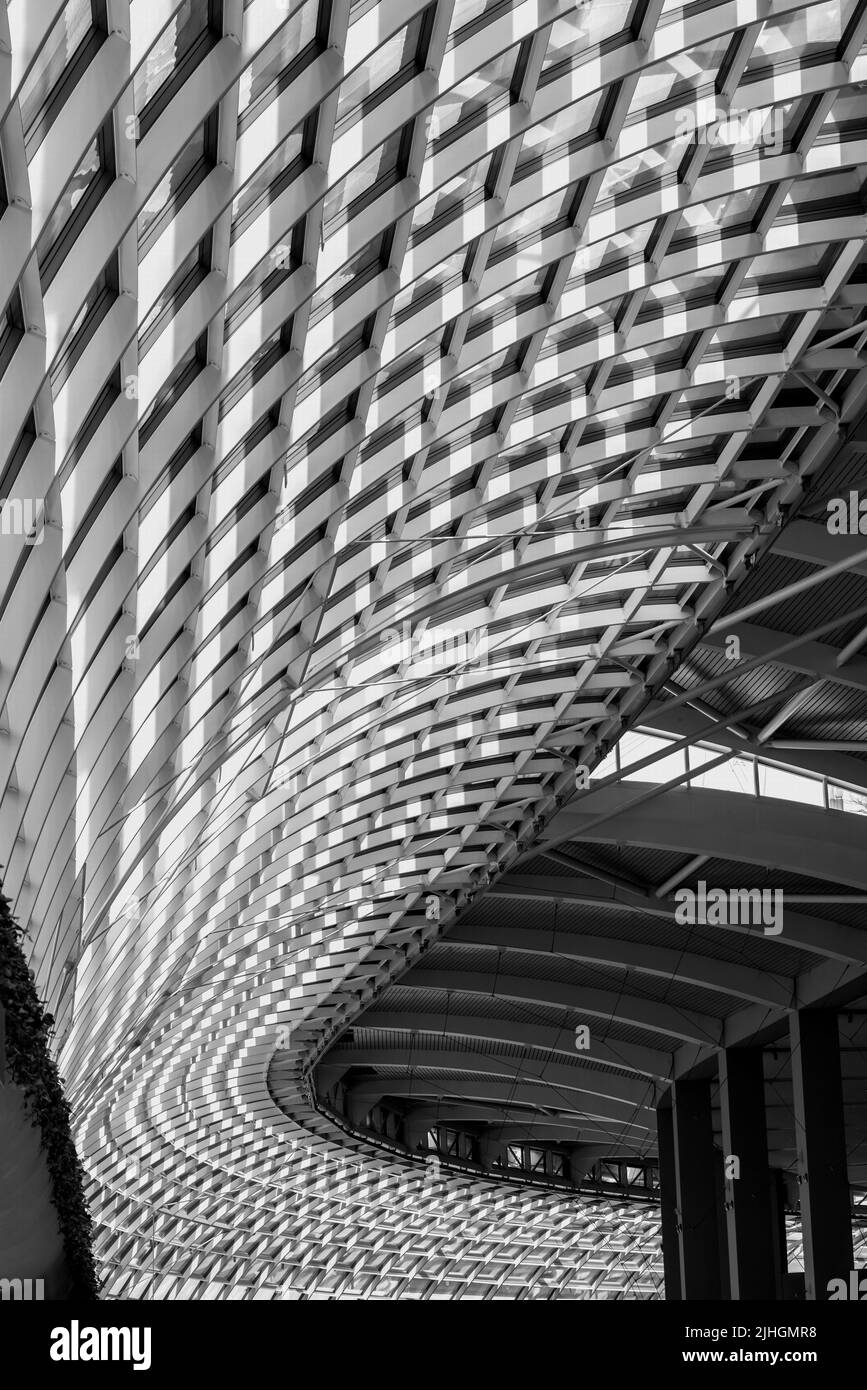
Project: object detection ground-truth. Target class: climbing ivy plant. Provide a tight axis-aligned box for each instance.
[0,882,100,1298]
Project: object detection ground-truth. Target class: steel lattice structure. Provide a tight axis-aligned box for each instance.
[3,0,867,1298]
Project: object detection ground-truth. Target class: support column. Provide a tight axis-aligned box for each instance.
[790,1009,852,1300]
[713,1149,732,1300]
[719,1047,777,1299]
[672,1078,722,1300]
[769,1168,789,1299]
[656,1102,681,1300]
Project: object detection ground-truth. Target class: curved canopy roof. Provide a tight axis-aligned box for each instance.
[3,0,867,1297]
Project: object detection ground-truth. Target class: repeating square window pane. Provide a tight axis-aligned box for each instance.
[139,121,209,248]
[323,129,403,236]
[51,261,116,389]
[429,43,522,146]
[540,1,634,82]
[756,763,824,806]
[238,3,319,126]
[687,747,756,795]
[335,16,422,131]
[829,785,867,815]
[138,243,209,356]
[631,37,731,110]
[619,730,685,783]
[749,0,858,66]
[451,0,508,34]
[37,133,105,283]
[310,239,384,325]
[134,0,215,123]
[411,155,493,246]
[515,93,602,178]
[490,188,574,265]
[231,126,306,227]
[224,253,296,339]
[596,136,690,206]
[19,0,94,151]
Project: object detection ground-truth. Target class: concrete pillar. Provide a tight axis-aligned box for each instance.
[719,1047,777,1299]
[565,1145,596,1186]
[713,1149,732,1300]
[672,1078,722,1299]
[403,1112,432,1154]
[790,1009,853,1300]
[770,1168,789,1299]
[656,1102,681,1300]
[478,1133,506,1170]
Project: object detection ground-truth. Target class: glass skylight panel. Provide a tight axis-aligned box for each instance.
[429,43,522,146]
[410,154,494,243]
[677,186,762,238]
[537,303,614,359]
[643,263,727,309]
[675,378,759,415]
[392,244,467,320]
[617,339,684,378]
[589,397,651,430]
[820,88,867,138]
[515,93,602,177]
[541,1,634,80]
[19,0,95,154]
[134,0,215,131]
[310,238,384,324]
[219,324,288,417]
[323,129,403,236]
[699,102,802,174]
[335,16,423,132]
[749,0,857,66]
[231,123,306,227]
[561,226,651,293]
[376,347,433,403]
[238,2,319,125]
[740,240,832,291]
[36,133,103,279]
[448,345,513,400]
[713,313,789,349]
[139,121,208,245]
[469,266,546,333]
[630,37,732,110]
[50,265,115,388]
[224,254,296,339]
[489,187,575,262]
[138,243,207,356]
[139,338,204,443]
[596,138,689,208]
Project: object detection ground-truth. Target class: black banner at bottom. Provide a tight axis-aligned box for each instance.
[3,1297,865,1378]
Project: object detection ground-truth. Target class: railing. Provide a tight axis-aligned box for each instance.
[316,1089,867,1219]
[316,1087,663,1205]
[598,726,867,818]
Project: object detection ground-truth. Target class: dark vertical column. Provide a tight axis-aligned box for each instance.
[656,1102,681,1300]
[769,1168,789,1299]
[719,1046,777,1299]
[672,1078,722,1300]
[713,1149,732,1300]
[790,1009,852,1300]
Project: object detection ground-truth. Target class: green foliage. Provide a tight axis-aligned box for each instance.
[0,884,100,1299]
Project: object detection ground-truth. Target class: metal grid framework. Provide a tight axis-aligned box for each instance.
[3,0,867,1298]
[312,793,867,1194]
